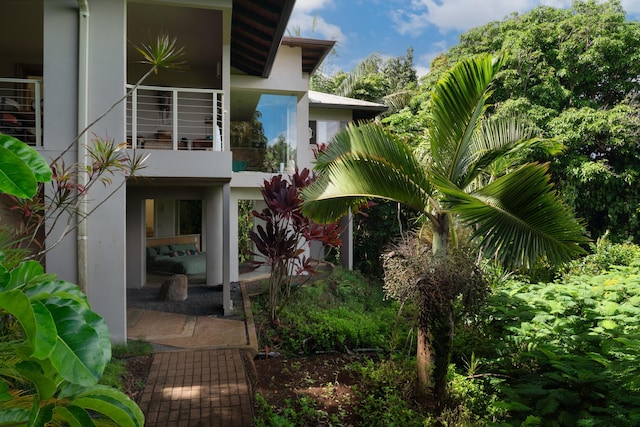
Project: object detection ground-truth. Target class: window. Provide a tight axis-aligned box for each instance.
[231,94,297,172]
[309,120,347,145]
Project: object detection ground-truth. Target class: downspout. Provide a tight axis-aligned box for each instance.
[77,0,89,294]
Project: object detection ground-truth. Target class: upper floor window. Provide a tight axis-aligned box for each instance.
[231,94,297,173]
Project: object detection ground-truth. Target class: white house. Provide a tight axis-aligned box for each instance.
[0,0,385,342]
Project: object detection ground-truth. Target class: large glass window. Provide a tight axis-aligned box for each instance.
[230,94,297,172]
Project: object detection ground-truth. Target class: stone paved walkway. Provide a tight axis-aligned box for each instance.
[129,279,265,427]
[138,349,254,427]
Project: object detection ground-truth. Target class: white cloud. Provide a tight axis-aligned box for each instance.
[394,0,539,35]
[289,1,345,42]
[292,0,335,14]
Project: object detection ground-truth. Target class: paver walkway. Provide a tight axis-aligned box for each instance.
[138,349,253,427]
[128,279,266,426]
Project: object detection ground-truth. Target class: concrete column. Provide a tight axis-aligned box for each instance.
[205,186,223,287]
[222,183,232,315]
[229,194,239,283]
[125,190,146,289]
[339,211,354,270]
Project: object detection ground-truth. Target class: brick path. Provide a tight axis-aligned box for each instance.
[138,348,254,426]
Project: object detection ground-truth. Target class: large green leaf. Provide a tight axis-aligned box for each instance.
[0,134,51,182]
[0,145,37,199]
[44,300,111,386]
[0,134,50,198]
[71,386,144,427]
[15,361,57,401]
[54,405,97,427]
[0,290,56,359]
[27,401,53,427]
[24,280,91,308]
[5,261,55,291]
[0,408,30,425]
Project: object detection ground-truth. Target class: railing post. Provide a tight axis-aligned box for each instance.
[172,89,178,150]
[131,88,138,148]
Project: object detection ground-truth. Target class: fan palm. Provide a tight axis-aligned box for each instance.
[301,53,587,401]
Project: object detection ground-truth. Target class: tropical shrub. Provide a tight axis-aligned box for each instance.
[0,136,143,426]
[251,168,343,322]
[564,233,640,276]
[483,267,640,425]
[254,268,413,355]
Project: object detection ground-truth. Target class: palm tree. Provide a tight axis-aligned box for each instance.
[301,54,587,401]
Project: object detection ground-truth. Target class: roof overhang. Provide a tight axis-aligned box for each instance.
[309,90,387,120]
[231,0,296,77]
[281,37,336,75]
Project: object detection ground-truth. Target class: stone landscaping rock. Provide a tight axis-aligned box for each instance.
[158,274,188,301]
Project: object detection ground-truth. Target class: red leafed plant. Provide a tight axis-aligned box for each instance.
[250,168,343,322]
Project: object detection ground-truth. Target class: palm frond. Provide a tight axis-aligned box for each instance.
[432,163,588,269]
[458,117,540,188]
[430,54,504,183]
[382,90,413,115]
[302,123,433,223]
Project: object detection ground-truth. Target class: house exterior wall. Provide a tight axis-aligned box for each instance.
[41,0,129,341]
[41,1,81,284]
[308,106,355,269]
[23,0,356,342]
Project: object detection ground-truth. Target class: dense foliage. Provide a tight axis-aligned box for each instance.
[418,0,640,242]
[253,268,412,356]
[254,245,640,425]
[0,134,143,426]
[482,266,640,425]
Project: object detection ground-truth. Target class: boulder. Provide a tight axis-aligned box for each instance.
[158,274,188,301]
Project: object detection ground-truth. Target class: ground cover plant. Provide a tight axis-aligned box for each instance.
[251,268,506,425]
[252,244,640,426]
[479,264,640,425]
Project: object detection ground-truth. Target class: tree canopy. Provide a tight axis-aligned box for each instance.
[326,0,639,243]
[421,0,640,242]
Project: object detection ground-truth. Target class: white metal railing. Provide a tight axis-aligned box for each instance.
[0,78,43,148]
[126,85,224,151]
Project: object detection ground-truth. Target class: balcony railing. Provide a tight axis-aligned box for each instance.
[0,78,43,148]
[126,85,224,151]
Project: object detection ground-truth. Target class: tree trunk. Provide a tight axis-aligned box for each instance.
[415,307,455,406]
[415,326,433,400]
[431,213,449,256]
[431,307,454,405]
[416,213,453,401]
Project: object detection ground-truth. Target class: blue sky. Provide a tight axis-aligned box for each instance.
[289,0,640,77]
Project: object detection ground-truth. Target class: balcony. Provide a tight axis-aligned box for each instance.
[126,85,224,152]
[0,78,43,147]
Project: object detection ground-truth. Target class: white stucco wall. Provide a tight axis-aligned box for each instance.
[41,1,81,283]
[42,0,129,342]
[81,0,128,343]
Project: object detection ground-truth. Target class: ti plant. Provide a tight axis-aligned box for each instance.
[251,168,344,322]
[0,135,144,426]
